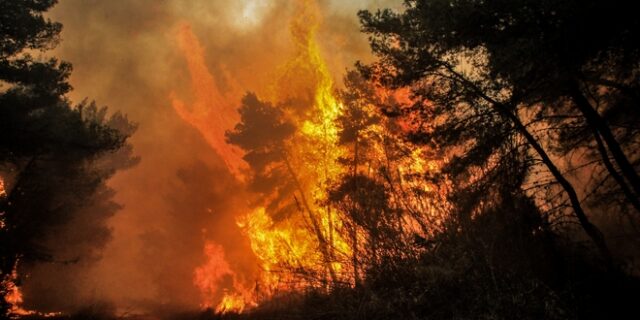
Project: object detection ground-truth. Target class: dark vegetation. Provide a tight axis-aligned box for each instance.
[0,0,137,315]
[2,0,640,319]
[206,0,640,319]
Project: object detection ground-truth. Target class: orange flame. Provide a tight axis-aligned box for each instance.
[239,0,352,293]
[2,262,40,318]
[170,23,247,179]
[193,242,233,308]
[0,177,6,198]
[193,241,256,314]
[180,0,444,313]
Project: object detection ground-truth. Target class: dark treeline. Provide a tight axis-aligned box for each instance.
[0,0,137,315]
[209,0,640,319]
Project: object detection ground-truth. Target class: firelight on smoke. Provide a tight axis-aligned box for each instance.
[173,0,438,313]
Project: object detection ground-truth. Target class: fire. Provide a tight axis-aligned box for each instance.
[0,177,6,198]
[170,22,247,178]
[184,0,353,310]
[182,0,443,314]
[193,241,256,314]
[4,279,31,317]
[216,291,246,314]
[193,242,233,308]
[2,262,39,318]
[237,207,325,293]
[241,0,353,291]
[1,176,5,230]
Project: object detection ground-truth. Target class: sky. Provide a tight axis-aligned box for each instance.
[21,0,402,314]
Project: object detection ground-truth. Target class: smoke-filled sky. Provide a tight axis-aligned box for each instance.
[23,0,400,314]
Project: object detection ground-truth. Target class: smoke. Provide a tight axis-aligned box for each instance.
[19,0,400,315]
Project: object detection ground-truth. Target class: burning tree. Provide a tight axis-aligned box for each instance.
[224,0,447,304]
[357,0,640,266]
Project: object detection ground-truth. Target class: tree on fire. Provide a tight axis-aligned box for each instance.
[358,0,640,264]
[237,1,640,318]
[329,70,447,287]
[226,78,444,293]
[226,93,344,286]
[296,0,640,318]
[0,0,136,313]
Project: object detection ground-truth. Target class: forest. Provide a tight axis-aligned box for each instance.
[1,0,639,319]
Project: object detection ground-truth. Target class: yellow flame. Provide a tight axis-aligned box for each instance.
[215,291,246,314]
[242,0,352,291]
[185,0,443,313]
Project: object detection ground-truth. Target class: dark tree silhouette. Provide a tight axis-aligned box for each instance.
[226,93,339,284]
[0,1,136,313]
[357,0,640,264]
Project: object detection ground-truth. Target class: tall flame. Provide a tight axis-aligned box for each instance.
[177,0,442,314]
[170,23,247,178]
[193,241,255,313]
[181,0,352,311]
[235,0,353,297]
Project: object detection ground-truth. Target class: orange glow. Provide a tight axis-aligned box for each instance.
[193,241,256,314]
[179,0,443,313]
[2,262,35,318]
[241,0,352,292]
[215,291,246,314]
[170,22,247,179]
[0,177,6,198]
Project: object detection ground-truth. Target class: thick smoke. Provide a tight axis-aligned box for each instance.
[20,0,400,315]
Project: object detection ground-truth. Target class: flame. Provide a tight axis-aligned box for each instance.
[215,291,246,314]
[1,176,5,230]
[2,261,41,318]
[170,22,247,179]
[242,0,352,291]
[193,241,256,314]
[182,0,444,313]
[237,207,325,293]
[0,177,6,198]
[193,242,233,308]
[4,275,32,317]
[186,0,354,310]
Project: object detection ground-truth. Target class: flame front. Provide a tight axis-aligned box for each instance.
[193,241,256,313]
[239,0,352,293]
[178,0,442,313]
[170,23,247,178]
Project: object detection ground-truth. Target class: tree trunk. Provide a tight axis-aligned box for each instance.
[351,226,360,287]
[592,129,640,214]
[445,66,613,264]
[282,154,338,285]
[570,83,640,199]
[499,105,613,264]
